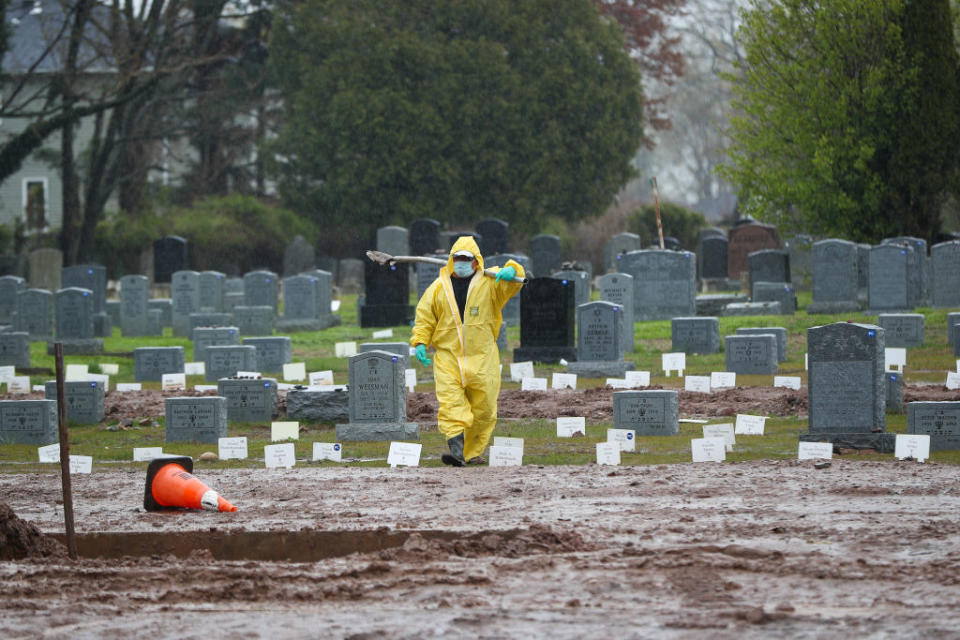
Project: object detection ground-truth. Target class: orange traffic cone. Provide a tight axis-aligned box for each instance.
[143,455,237,512]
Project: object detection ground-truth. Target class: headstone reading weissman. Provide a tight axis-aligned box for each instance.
[336,350,418,441]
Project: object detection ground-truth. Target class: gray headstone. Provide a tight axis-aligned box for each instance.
[807,322,885,434]
[153,236,187,284]
[224,277,245,294]
[876,313,924,348]
[171,270,201,337]
[358,342,410,369]
[410,219,442,256]
[0,332,30,368]
[724,334,778,374]
[568,301,632,378]
[552,270,590,309]
[376,226,410,257]
[727,222,780,279]
[286,388,350,423]
[415,260,442,301]
[613,390,679,436]
[147,309,163,336]
[336,350,418,441]
[619,250,696,322]
[233,306,274,336]
[148,299,173,327]
[223,292,245,313]
[120,275,150,337]
[243,271,279,313]
[885,371,904,414]
[56,287,94,339]
[856,243,870,303]
[808,239,859,314]
[868,244,914,311]
[514,277,577,364]
[0,400,58,445]
[723,301,782,316]
[0,275,26,323]
[193,327,240,362]
[283,236,315,276]
[204,345,257,381]
[671,317,719,355]
[530,234,563,278]
[597,273,634,353]
[217,378,278,422]
[164,396,228,443]
[106,300,121,327]
[476,218,510,256]
[696,293,747,316]
[931,240,960,308]
[134,346,185,382]
[698,236,728,281]
[907,402,960,451]
[736,326,788,362]
[605,233,642,273]
[242,337,291,373]
[28,248,62,291]
[497,323,507,351]
[337,258,365,293]
[949,313,960,357]
[61,264,106,313]
[15,289,53,340]
[198,271,225,312]
[748,249,790,291]
[281,275,320,320]
[751,282,797,315]
[485,254,531,326]
[188,312,233,340]
[44,380,105,424]
[883,236,928,305]
[93,311,112,338]
[785,234,812,289]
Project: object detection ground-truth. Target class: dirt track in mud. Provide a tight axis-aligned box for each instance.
[3,458,960,638]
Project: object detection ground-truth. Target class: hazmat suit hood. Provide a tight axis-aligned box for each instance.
[444,236,484,277]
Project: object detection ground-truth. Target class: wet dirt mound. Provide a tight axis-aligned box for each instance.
[379,524,588,561]
[0,501,67,561]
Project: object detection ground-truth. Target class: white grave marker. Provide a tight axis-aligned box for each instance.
[133,447,163,462]
[69,455,93,474]
[551,373,577,390]
[99,363,119,375]
[331,300,341,312]
[37,444,60,463]
[335,341,357,358]
[309,370,334,386]
[946,371,960,391]
[387,442,422,467]
[264,442,296,469]
[605,378,631,389]
[521,377,547,391]
[312,442,343,462]
[710,371,736,389]
[684,376,711,393]
[774,376,802,390]
[734,414,767,435]
[702,424,735,452]
[184,362,205,375]
[271,421,300,441]
[595,442,621,466]
[510,361,535,382]
[489,445,523,467]
[7,376,30,394]
[493,436,524,454]
[662,353,685,377]
[606,428,636,452]
[885,347,906,372]
[805,353,808,370]
[115,382,142,392]
[283,362,307,381]
[193,384,218,392]
[895,434,930,463]
[797,441,833,461]
[218,437,248,460]
[372,329,394,339]
[691,437,726,463]
[404,369,417,392]
[0,365,14,382]
[625,370,651,387]
[161,373,186,391]
[956,359,960,373]
[65,364,88,381]
[31,385,45,392]
[557,416,586,437]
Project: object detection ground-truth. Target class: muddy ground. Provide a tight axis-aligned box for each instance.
[2,458,960,639]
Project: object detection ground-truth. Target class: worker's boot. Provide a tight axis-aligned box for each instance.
[441,433,466,467]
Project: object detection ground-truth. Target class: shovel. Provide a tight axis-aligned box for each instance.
[366,250,528,284]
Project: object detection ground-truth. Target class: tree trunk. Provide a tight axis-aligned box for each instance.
[60,118,80,264]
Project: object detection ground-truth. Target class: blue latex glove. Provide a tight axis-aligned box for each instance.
[414,344,432,367]
[495,266,516,282]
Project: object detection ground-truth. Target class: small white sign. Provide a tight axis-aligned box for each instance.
[885,347,906,372]
[87,373,109,391]
[605,378,631,389]
[7,376,30,394]
[804,353,808,371]
[31,384,45,392]
[331,300,341,312]
[702,424,735,452]
[625,370,651,387]
[488,445,523,467]
[551,373,577,390]
[65,364,89,381]
[69,455,93,474]
[372,329,394,339]
[283,362,307,381]
[387,441,422,467]
[335,341,357,358]
[37,443,60,463]
[895,434,930,463]
[115,382,142,392]
[193,384,218,392]
[557,416,586,437]
[735,414,767,435]
[271,421,300,441]
[0,365,14,382]
[684,376,711,394]
[133,447,163,462]
[956,359,960,373]
[606,428,636,452]
[219,437,248,460]
[510,361,535,382]
[774,376,802,390]
[404,368,417,392]
[236,371,261,378]
[691,437,726,463]
[946,371,960,391]
[521,377,547,391]
[184,362,205,375]
[277,383,295,391]
[595,442,621,466]
[309,370,334,386]
[797,441,833,461]
[99,363,119,375]
[494,436,524,454]
[662,352,686,377]
[264,442,296,469]
[161,373,186,391]
[312,442,343,462]
[710,371,736,389]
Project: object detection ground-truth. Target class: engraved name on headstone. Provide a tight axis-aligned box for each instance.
[0,400,58,445]
[877,313,924,348]
[613,390,679,436]
[907,402,960,451]
[164,397,228,443]
[597,273,635,353]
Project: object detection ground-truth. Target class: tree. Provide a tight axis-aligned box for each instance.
[268,0,644,245]
[720,0,960,243]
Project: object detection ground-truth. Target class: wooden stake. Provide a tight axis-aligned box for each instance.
[650,177,665,250]
[54,343,78,561]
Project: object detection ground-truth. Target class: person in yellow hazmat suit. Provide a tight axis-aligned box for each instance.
[410,236,525,466]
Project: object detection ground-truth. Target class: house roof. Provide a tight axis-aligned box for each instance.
[3,0,116,74]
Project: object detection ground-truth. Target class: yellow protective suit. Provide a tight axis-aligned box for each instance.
[410,236,525,461]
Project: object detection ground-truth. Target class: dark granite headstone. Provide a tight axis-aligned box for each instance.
[164,397,227,443]
[530,234,563,278]
[698,236,728,281]
[134,346,185,382]
[752,282,797,315]
[360,262,412,328]
[336,350,418,441]
[949,313,960,357]
[44,380,105,424]
[613,390,679,436]
[217,378,278,422]
[15,289,53,340]
[931,240,960,309]
[410,219,442,256]
[514,277,576,363]
[868,244,913,311]
[0,400,58,445]
[0,276,25,324]
[55,287,94,339]
[0,332,30,368]
[736,326,788,362]
[671,317,719,354]
[907,402,960,451]
[243,270,279,313]
[153,236,187,284]
[476,218,510,256]
[877,313,924,348]
[724,334,778,375]
[883,236,928,306]
[61,264,106,313]
[120,275,150,337]
[885,371,904,414]
[808,239,859,314]
[415,260,442,301]
[748,249,790,291]
[619,250,696,322]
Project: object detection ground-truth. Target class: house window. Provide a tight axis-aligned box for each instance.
[22,178,47,230]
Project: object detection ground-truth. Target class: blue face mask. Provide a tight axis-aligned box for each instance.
[453,261,475,278]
